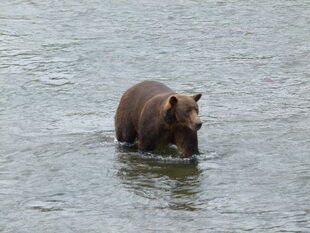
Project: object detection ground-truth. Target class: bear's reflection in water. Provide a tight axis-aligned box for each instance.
[116,144,203,211]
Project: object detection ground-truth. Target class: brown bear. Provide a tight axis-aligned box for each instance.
[115,80,202,158]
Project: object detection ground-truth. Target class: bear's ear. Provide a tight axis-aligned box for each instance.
[192,93,202,102]
[169,96,178,106]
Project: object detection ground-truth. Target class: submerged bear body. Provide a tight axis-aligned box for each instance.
[115,81,202,158]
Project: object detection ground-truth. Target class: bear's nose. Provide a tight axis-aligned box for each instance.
[196,122,203,130]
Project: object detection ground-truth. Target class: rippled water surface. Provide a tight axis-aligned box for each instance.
[1,0,310,232]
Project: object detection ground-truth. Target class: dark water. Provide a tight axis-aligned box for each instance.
[1,0,310,232]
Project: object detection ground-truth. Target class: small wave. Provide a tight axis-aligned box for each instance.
[115,139,200,164]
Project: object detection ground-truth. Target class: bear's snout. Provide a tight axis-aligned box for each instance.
[190,113,202,131]
[196,121,203,130]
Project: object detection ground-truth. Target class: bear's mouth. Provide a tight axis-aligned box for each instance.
[196,122,202,130]
[186,122,202,131]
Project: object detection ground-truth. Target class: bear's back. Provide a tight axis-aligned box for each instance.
[120,81,174,113]
[125,81,174,103]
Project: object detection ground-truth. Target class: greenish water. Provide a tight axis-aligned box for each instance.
[1,0,310,232]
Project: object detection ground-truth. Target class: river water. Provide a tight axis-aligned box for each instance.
[1,0,310,232]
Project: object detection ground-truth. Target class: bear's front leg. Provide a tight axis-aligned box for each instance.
[137,112,161,152]
[137,133,157,152]
[174,128,199,157]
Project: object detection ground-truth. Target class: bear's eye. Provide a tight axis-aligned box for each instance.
[186,108,192,114]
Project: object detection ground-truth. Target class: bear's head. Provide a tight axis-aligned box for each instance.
[163,93,202,131]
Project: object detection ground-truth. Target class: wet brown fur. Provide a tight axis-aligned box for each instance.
[115,80,202,157]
